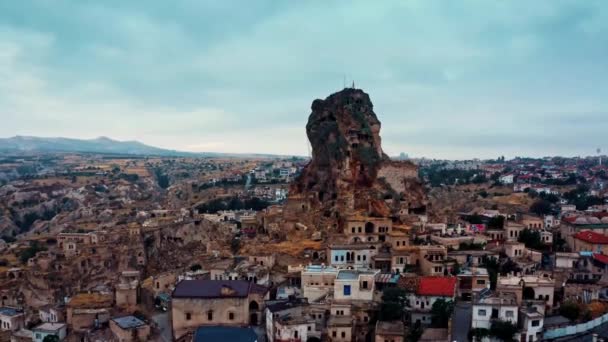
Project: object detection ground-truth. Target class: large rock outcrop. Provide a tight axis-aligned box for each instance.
[284,88,427,233]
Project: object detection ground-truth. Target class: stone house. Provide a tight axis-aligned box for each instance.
[301,265,339,302]
[572,231,608,254]
[0,307,24,331]
[327,316,353,342]
[39,304,65,323]
[171,279,268,340]
[344,216,392,244]
[375,320,404,342]
[66,292,113,331]
[109,316,150,342]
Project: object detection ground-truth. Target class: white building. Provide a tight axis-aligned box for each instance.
[472,292,518,330]
[33,323,67,341]
[333,269,378,302]
[0,307,24,331]
[408,277,457,325]
[265,300,316,342]
[328,245,376,269]
[499,174,515,185]
[519,308,544,342]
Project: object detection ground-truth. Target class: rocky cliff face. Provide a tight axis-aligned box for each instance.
[285,88,427,232]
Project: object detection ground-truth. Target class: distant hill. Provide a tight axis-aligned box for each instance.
[0,136,290,158]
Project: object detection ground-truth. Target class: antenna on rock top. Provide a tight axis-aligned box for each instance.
[343,74,346,89]
[352,80,355,89]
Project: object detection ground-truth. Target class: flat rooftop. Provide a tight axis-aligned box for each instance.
[34,323,66,332]
[0,307,23,317]
[112,316,147,330]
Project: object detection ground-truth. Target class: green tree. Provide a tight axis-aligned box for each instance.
[487,216,505,229]
[43,335,59,342]
[489,320,518,342]
[530,199,552,216]
[379,288,407,321]
[518,229,543,250]
[431,299,454,328]
[559,301,581,321]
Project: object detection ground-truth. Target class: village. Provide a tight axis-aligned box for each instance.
[1,88,608,342]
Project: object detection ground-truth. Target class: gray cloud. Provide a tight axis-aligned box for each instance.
[0,1,607,158]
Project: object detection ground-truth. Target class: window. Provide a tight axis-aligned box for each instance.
[332,331,337,338]
[362,281,368,289]
[352,227,355,233]
[207,311,213,321]
[478,309,487,316]
[228,312,234,320]
[308,326,311,331]
[186,313,191,320]
[294,331,298,338]
[35,334,41,339]
[476,280,486,285]
[335,255,339,262]
[344,285,351,296]
[341,331,346,338]
[531,320,540,327]
[506,311,514,318]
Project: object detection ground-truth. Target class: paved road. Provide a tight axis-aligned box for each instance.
[452,302,472,342]
[152,311,172,342]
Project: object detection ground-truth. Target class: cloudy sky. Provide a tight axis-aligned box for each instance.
[1,1,607,159]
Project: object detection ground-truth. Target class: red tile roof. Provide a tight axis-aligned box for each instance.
[593,253,608,265]
[573,231,608,244]
[416,276,457,297]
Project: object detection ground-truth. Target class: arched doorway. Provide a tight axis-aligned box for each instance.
[249,301,260,325]
[523,287,535,300]
[250,312,258,325]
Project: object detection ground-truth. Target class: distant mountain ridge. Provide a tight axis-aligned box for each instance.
[0,136,289,158]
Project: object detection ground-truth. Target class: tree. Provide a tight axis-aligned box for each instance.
[19,241,47,264]
[559,301,581,321]
[488,216,505,229]
[43,335,59,342]
[431,299,454,328]
[230,237,241,254]
[530,199,552,216]
[468,215,483,224]
[489,320,518,342]
[379,288,407,321]
[518,229,543,250]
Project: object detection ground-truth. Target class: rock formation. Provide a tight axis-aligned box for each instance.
[284,88,428,233]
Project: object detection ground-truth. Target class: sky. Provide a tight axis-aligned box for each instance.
[1,1,607,159]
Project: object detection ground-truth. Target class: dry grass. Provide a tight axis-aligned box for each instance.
[68,293,113,308]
